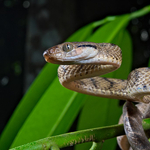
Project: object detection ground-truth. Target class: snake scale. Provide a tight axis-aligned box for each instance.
[43,42,150,150]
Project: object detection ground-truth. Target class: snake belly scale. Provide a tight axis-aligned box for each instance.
[43,42,150,104]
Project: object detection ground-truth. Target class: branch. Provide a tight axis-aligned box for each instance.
[10,118,150,150]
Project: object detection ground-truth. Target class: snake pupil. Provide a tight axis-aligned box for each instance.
[63,43,73,52]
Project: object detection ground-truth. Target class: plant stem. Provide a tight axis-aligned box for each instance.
[90,141,103,150]
[93,5,150,28]
[51,145,60,150]
[10,118,150,150]
[130,5,150,19]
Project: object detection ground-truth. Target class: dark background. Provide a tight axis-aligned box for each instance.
[0,0,150,149]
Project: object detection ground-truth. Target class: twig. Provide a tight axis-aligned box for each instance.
[10,118,150,150]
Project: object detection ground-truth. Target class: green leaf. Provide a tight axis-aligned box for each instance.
[66,23,94,42]
[86,14,129,42]
[66,15,116,42]
[75,14,132,150]
[10,77,86,147]
[0,63,58,150]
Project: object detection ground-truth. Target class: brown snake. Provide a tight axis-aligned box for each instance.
[43,42,150,149]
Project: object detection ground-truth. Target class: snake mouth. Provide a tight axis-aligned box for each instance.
[43,50,58,64]
[43,50,74,65]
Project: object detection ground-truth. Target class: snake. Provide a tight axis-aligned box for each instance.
[123,101,150,150]
[117,102,150,150]
[43,42,150,149]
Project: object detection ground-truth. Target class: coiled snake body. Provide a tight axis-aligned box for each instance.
[43,42,150,149]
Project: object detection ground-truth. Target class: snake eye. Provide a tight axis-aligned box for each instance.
[62,43,73,52]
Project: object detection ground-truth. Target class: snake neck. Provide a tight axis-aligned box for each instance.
[58,64,130,100]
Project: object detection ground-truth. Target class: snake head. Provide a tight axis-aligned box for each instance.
[43,42,99,65]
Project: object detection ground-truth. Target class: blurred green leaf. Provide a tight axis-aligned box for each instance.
[66,15,116,42]
[87,14,129,42]
[11,78,86,147]
[66,24,94,42]
[0,63,58,150]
